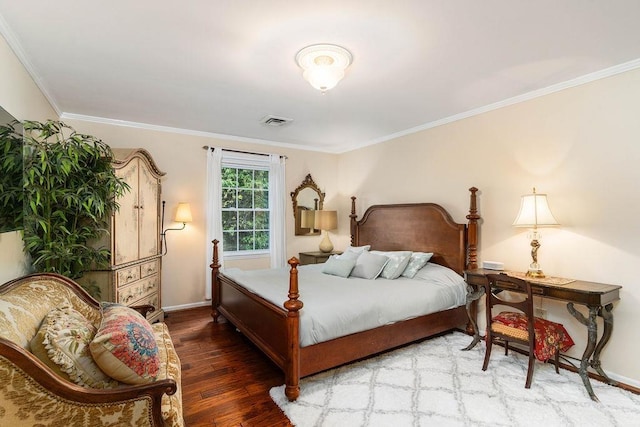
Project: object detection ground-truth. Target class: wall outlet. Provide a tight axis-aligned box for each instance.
[534,308,547,319]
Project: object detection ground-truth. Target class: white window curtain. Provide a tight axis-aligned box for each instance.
[204,149,287,298]
[269,154,286,268]
[204,148,223,300]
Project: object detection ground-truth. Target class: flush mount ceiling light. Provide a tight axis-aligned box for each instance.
[295,44,352,93]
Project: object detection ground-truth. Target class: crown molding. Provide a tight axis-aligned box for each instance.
[0,13,61,117]
[59,112,338,154]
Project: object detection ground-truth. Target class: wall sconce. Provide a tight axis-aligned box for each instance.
[295,44,353,93]
[512,188,559,278]
[161,201,193,255]
[314,210,338,253]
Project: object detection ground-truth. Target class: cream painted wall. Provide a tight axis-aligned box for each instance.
[338,68,640,386]
[0,34,56,283]
[62,119,339,311]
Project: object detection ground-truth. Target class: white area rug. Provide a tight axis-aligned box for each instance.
[270,332,640,426]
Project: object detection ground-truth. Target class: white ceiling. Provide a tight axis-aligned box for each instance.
[1,1,640,153]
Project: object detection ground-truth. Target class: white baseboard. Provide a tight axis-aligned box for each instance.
[163,300,210,313]
[606,371,640,390]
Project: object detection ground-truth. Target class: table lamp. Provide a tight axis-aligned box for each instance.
[314,210,338,252]
[300,209,316,233]
[512,188,559,278]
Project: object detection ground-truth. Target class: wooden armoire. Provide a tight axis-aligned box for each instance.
[80,148,166,323]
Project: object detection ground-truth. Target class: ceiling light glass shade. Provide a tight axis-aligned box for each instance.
[296,44,352,92]
[303,66,345,92]
[512,189,558,228]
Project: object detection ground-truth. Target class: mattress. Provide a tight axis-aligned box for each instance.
[221,262,467,347]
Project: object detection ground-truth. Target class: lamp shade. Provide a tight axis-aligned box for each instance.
[512,189,558,228]
[300,209,316,228]
[314,210,338,231]
[174,202,193,223]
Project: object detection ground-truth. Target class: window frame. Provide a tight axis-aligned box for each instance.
[220,153,272,259]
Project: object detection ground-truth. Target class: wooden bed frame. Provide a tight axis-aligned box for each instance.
[210,187,480,401]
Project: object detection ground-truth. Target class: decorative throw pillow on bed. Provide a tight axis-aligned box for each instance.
[30,306,119,389]
[322,255,357,278]
[90,302,160,385]
[350,251,389,279]
[336,245,370,258]
[371,251,413,279]
[401,252,434,278]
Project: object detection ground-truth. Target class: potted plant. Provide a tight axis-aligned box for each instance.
[21,120,129,286]
[0,118,23,232]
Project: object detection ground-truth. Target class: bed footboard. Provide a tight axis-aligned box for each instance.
[210,242,303,401]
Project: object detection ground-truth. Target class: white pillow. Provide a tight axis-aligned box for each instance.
[322,255,357,278]
[336,250,361,262]
[371,251,413,280]
[401,252,434,278]
[350,251,389,280]
[343,245,371,255]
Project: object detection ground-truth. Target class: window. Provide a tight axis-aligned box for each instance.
[221,165,270,253]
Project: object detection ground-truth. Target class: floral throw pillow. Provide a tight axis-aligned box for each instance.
[401,252,434,278]
[30,306,118,389]
[372,251,413,279]
[90,302,160,385]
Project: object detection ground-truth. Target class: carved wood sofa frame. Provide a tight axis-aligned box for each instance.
[0,273,179,426]
[210,187,480,401]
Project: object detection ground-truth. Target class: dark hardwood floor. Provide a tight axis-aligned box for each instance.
[164,306,292,427]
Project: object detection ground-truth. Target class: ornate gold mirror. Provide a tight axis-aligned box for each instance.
[291,174,325,236]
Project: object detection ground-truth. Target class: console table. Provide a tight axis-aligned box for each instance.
[464,268,622,401]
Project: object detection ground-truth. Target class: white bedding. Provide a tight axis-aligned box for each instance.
[221,262,468,347]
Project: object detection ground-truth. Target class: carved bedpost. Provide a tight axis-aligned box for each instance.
[466,187,480,270]
[210,239,221,322]
[284,257,303,401]
[350,196,358,246]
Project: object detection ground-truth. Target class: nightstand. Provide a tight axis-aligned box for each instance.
[298,251,341,265]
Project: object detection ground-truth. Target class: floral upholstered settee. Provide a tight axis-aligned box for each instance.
[0,273,183,426]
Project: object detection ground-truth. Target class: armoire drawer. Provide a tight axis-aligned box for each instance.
[135,293,159,311]
[117,275,158,305]
[140,259,160,278]
[116,266,141,287]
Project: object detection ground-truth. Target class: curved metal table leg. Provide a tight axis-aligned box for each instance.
[462,284,485,351]
[567,303,600,402]
[591,303,617,385]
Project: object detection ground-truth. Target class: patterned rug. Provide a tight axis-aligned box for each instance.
[270,332,640,426]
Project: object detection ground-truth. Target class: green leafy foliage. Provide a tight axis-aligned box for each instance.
[21,120,129,279]
[0,120,24,232]
[221,166,270,252]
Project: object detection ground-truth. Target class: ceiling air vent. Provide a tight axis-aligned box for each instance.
[260,115,293,127]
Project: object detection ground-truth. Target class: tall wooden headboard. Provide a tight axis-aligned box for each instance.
[349,187,479,275]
